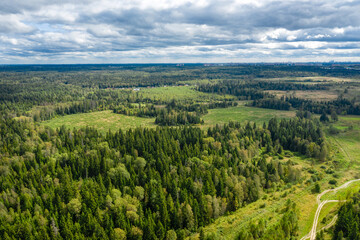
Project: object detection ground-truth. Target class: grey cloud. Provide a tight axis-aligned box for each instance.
[1,0,360,63]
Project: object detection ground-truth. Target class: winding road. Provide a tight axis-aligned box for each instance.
[300,179,360,240]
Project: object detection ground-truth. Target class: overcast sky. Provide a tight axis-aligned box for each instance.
[1,0,360,63]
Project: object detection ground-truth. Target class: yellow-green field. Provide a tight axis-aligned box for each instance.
[41,110,155,134]
[259,76,360,83]
[138,86,235,101]
[41,104,296,134]
[265,90,339,101]
[201,104,296,128]
[331,115,360,164]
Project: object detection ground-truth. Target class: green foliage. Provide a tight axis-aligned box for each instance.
[0,113,322,239]
[236,200,299,240]
[320,112,330,122]
[333,191,360,240]
[312,183,321,194]
[329,179,338,185]
[1,64,358,239]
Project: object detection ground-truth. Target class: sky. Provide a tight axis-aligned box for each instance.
[1,0,360,64]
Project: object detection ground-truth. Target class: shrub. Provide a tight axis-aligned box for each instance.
[329,179,337,185]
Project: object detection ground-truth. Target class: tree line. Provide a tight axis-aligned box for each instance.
[251,96,360,115]
[113,100,237,126]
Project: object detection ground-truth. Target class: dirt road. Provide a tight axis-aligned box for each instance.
[300,179,360,240]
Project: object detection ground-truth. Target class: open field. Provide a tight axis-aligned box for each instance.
[259,76,360,84]
[41,110,156,134]
[265,90,339,101]
[41,103,296,133]
[333,115,360,131]
[331,115,360,164]
[294,76,360,83]
[201,104,296,128]
[137,85,235,101]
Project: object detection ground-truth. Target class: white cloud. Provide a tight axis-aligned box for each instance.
[0,14,34,33]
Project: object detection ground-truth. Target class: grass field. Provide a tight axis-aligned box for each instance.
[331,115,360,164]
[41,110,155,134]
[259,76,360,84]
[42,103,296,134]
[201,103,296,128]
[265,90,339,101]
[138,85,235,101]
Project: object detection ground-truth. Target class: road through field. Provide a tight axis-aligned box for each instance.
[300,179,360,240]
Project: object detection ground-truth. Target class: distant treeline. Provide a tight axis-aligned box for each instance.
[1,64,359,118]
[252,96,360,115]
[197,80,360,116]
[197,81,272,100]
[196,80,331,102]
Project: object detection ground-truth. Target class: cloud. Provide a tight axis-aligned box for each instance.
[0,0,360,63]
[0,15,35,34]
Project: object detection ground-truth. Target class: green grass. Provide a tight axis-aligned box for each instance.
[40,101,296,135]
[41,110,155,134]
[201,103,296,128]
[138,86,235,102]
[330,116,360,164]
[333,115,360,131]
[321,181,360,201]
[317,202,339,230]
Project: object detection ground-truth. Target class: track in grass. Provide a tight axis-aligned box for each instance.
[41,110,156,134]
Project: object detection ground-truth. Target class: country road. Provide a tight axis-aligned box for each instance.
[300,179,360,240]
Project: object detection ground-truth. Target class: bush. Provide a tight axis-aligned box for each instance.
[312,183,321,193]
[328,125,340,135]
[329,179,337,185]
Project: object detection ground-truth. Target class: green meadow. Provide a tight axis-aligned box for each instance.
[138,85,235,101]
[41,104,296,134]
[41,110,156,134]
[201,103,296,128]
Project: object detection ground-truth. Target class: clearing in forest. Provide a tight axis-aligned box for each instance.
[41,110,156,134]
[201,104,296,128]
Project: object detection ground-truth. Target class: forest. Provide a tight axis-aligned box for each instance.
[1,64,360,239]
